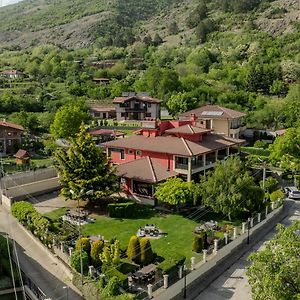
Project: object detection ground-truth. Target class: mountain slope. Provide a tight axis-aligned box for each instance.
[0,0,299,49]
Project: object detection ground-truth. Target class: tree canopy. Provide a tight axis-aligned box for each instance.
[199,157,264,220]
[247,221,300,300]
[53,124,119,204]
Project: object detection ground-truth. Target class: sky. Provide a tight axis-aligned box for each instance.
[1,0,23,7]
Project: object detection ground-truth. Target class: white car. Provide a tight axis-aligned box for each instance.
[284,187,300,200]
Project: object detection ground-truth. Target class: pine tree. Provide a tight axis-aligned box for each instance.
[140,238,153,265]
[54,124,119,205]
[126,235,140,264]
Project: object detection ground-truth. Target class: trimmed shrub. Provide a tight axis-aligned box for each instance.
[126,235,140,264]
[103,265,128,289]
[76,237,91,255]
[241,147,270,157]
[70,250,89,274]
[90,240,104,266]
[192,231,208,253]
[11,201,35,224]
[108,202,136,218]
[140,238,153,266]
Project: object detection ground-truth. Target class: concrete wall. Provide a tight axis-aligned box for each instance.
[4,177,60,200]
[1,167,57,189]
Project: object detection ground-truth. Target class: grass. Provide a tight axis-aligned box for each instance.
[44,207,67,221]
[1,157,52,173]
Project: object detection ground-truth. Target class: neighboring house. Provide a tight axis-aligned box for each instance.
[0,69,24,79]
[179,105,246,138]
[103,117,244,204]
[89,129,126,145]
[89,105,116,119]
[93,78,110,85]
[0,121,24,155]
[113,93,162,121]
[15,149,31,165]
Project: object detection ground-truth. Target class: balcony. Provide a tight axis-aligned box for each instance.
[125,107,147,112]
[175,163,188,170]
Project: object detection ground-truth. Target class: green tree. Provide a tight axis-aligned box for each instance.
[192,232,207,253]
[70,250,89,273]
[200,157,264,220]
[186,3,208,29]
[270,189,285,202]
[166,92,198,116]
[90,240,104,266]
[53,124,119,205]
[168,21,179,35]
[247,221,300,300]
[154,177,193,208]
[50,104,90,139]
[140,238,153,265]
[126,235,140,264]
[153,33,163,46]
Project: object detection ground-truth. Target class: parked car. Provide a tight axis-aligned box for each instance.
[284,187,300,200]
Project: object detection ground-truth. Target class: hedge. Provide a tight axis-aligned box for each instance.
[105,267,128,289]
[241,147,270,157]
[11,201,35,224]
[157,253,186,278]
[108,202,152,218]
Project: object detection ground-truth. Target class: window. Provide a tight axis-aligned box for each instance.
[128,149,134,155]
[145,113,151,118]
[94,112,100,117]
[147,103,151,108]
[108,148,125,159]
[133,181,153,197]
[121,113,126,118]
[175,156,189,169]
[136,150,142,156]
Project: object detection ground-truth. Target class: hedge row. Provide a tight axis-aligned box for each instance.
[241,147,270,157]
[108,202,151,218]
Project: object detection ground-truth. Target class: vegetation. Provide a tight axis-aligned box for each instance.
[247,221,300,300]
[53,124,119,205]
[90,240,104,266]
[126,235,140,264]
[70,250,89,274]
[75,237,91,255]
[139,238,154,266]
[192,232,208,253]
[199,157,265,220]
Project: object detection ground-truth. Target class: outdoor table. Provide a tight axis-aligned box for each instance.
[132,264,156,281]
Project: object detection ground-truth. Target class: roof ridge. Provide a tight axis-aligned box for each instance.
[147,156,157,183]
[181,137,193,156]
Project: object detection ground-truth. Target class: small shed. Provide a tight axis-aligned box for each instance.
[15,149,31,165]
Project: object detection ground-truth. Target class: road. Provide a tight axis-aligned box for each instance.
[195,200,300,300]
[0,204,83,300]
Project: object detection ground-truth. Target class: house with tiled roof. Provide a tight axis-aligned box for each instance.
[89,104,116,119]
[0,120,24,155]
[0,69,24,79]
[103,116,244,203]
[113,93,161,121]
[179,105,247,138]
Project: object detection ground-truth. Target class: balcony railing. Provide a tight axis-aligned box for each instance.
[175,163,188,170]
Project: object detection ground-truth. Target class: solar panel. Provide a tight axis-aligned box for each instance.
[137,92,149,97]
[122,92,129,97]
[129,92,136,97]
[201,111,224,116]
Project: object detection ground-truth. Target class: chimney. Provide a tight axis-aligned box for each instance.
[190,113,197,125]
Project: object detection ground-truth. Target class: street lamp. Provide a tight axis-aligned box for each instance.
[69,188,93,287]
[183,264,187,299]
[63,286,69,300]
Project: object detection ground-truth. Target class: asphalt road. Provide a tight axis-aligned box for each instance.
[195,200,300,300]
[0,204,83,300]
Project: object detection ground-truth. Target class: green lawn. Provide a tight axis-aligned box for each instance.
[44,207,67,221]
[83,213,202,261]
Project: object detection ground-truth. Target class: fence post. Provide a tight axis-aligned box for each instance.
[250,217,254,228]
[163,274,169,289]
[68,247,73,257]
[213,239,218,255]
[242,222,246,234]
[203,249,207,263]
[224,233,228,245]
[233,227,237,239]
[265,206,268,217]
[89,266,94,277]
[60,242,64,253]
[190,257,196,270]
[178,265,183,279]
[257,213,261,223]
[147,284,153,299]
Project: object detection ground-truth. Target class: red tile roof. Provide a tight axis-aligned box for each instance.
[117,157,177,183]
[1,69,24,75]
[0,121,24,131]
[165,125,211,135]
[113,95,162,104]
[104,134,244,156]
[89,105,116,113]
[180,105,246,119]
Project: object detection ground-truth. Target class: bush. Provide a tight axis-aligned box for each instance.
[140,238,153,266]
[126,235,140,264]
[270,189,285,202]
[90,240,104,266]
[101,276,120,297]
[241,147,270,157]
[103,266,128,289]
[253,140,268,149]
[70,250,89,274]
[108,202,136,218]
[11,201,35,224]
[157,253,186,278]
[192,232,208,253]
[76,237,91,255]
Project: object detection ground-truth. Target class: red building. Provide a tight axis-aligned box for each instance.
[103,116,244,204]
